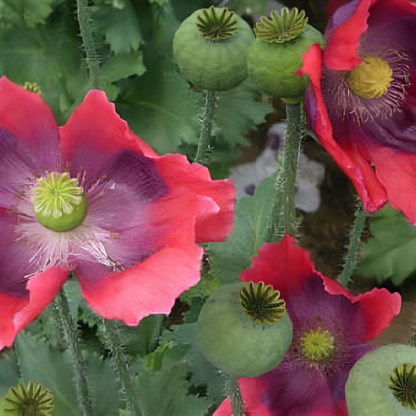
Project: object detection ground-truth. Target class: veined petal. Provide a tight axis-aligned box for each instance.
[0,77,62,170]
[301,44,388,212]
[78,244,203,325]
[324,0,374,70]
[59,90,157,184]
[0,267,68,350]
[0,293,28,350]
[240,235,317,300]
[152,153,235,243]
[0,128,37,209]
[323,275,401,342]
[76,193,219,325]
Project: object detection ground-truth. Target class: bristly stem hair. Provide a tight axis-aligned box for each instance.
[76,0,101,90]
[340,196,367,287]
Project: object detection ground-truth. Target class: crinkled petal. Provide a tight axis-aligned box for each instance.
[242,366,348,416]
[152,154,235,243]
[76,193,219,325]
[0,76,62,170]
[323,276,401,342]
[241,237,401,343]
[0,128,37,209]
[0,208,35,296]
[301,44,388,212]
[78,245,203,325]
[0,293,28,350]
[0,267,68,350]
[240,235,317,300]
[324,0,375,70]
[60,92,234,243]
[326,0,355,20]
[59,90,157,184]
[328,344,377,402]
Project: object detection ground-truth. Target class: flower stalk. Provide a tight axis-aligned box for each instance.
[54,289,94,416]
[101,320,142,416]
[194,90,217,165]
[225,375,244,416]
[76,0,100,90]
[282,103,302,237]
[340,197,367,287]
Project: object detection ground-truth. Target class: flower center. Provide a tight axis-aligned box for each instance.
[301,327,334,363]
[31,172,88,232]
[389,363,416,410]
[346,55,393,99]
[239,281,286,325]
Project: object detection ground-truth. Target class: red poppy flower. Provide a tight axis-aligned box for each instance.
[0,77,235,350]
[299,0,416,223]
[214,235,401,416]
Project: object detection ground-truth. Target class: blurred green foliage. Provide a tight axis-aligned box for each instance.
[359,203,416,286]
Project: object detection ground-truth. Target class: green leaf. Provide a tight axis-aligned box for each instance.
[358,203,416,285]
[101,51,146,82]
[118,66,199,154]
[11,330,120,416]
[0,351,19,397]
[116,314,166,359]
[214,80,272,147]
[161,324,225,406]
[133,361,211,416]
[209,172,279,284]
[14,331,83,416]
[180,270,219,323]
[93,1,142,54]
[0,0,56,28]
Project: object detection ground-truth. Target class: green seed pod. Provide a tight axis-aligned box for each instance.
[345,344,416,416]
[173,6,254,91]
[197,281,293,378]
[4,381,54,415]
[247,8,325,103]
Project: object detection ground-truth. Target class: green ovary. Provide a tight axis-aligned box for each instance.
[31,172,89,232]
[301,327,334,363]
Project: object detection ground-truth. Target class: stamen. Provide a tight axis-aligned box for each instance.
[301,327,334,363]
[322,48,412,126]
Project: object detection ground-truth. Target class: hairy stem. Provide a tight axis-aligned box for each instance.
[194,90,216,165]
[55,289,94,416]
[226,375,244,416]
[101,320,142,416]
[76,0,100,90]
[283,103,301,237]
[340,197,367,287]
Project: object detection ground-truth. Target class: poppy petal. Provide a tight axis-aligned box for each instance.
[152,153,235,243]
[301,44,388,212]
[240,235,317,300]
[0,76,61,169]
[0,267,69,350]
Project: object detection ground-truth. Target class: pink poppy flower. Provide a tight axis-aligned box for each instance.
[214,235,401,416]
[0,77,235,350]
[299,0,416,223]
